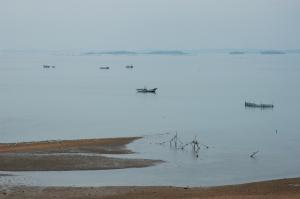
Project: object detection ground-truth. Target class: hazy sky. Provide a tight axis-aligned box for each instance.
[1,0,299,50]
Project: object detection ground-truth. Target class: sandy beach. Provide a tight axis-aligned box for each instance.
[0,137,161,171]
[1,178,299,199]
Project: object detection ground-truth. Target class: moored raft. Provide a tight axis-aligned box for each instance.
[99,66,110,69]
[245,102,274,108]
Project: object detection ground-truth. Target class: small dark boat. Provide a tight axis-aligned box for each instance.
[99,66,109,70]
[126,65,134,69]
[43,65,55,69]
[136,87,157,93]
[245,102,274,108]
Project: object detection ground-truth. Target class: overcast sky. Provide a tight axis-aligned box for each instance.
[1,0,299,50]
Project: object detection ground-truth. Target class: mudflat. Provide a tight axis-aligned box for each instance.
[0,137,161,171]
[0,137,140,154]
[1,178,300,199]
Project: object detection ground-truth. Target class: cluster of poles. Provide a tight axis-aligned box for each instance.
[157,132,209,158]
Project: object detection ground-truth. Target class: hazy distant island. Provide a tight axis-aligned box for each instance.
[74,49,300,56]
[84,50,137,55]
[145,50,188,55]
[82,50,189,56]
[260,50,286,55]
[286,49,300,54]
[229,51,245,55]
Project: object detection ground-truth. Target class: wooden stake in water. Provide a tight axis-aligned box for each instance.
[250,151,259,158]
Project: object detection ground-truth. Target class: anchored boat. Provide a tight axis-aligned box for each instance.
[245,102,274,108]
[136,87,157,93]
[43,65,55,69]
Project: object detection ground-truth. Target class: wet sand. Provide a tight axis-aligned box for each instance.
[0,137,140,154]
[1,178,300,199]
[0,137,161,171]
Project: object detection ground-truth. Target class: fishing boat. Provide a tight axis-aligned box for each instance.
[99,66,109,69]
[43,65,55,68]
[126,65,134,69]
[136,87,157,93]
[245,102,274,108]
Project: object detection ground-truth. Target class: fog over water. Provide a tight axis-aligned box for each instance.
[1,0,300,50]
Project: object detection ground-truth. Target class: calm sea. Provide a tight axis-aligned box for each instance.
[0,51,300,186]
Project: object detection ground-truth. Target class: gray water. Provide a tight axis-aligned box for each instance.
[0,51,300,186]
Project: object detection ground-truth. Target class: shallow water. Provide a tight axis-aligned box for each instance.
[0,51,300,186]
